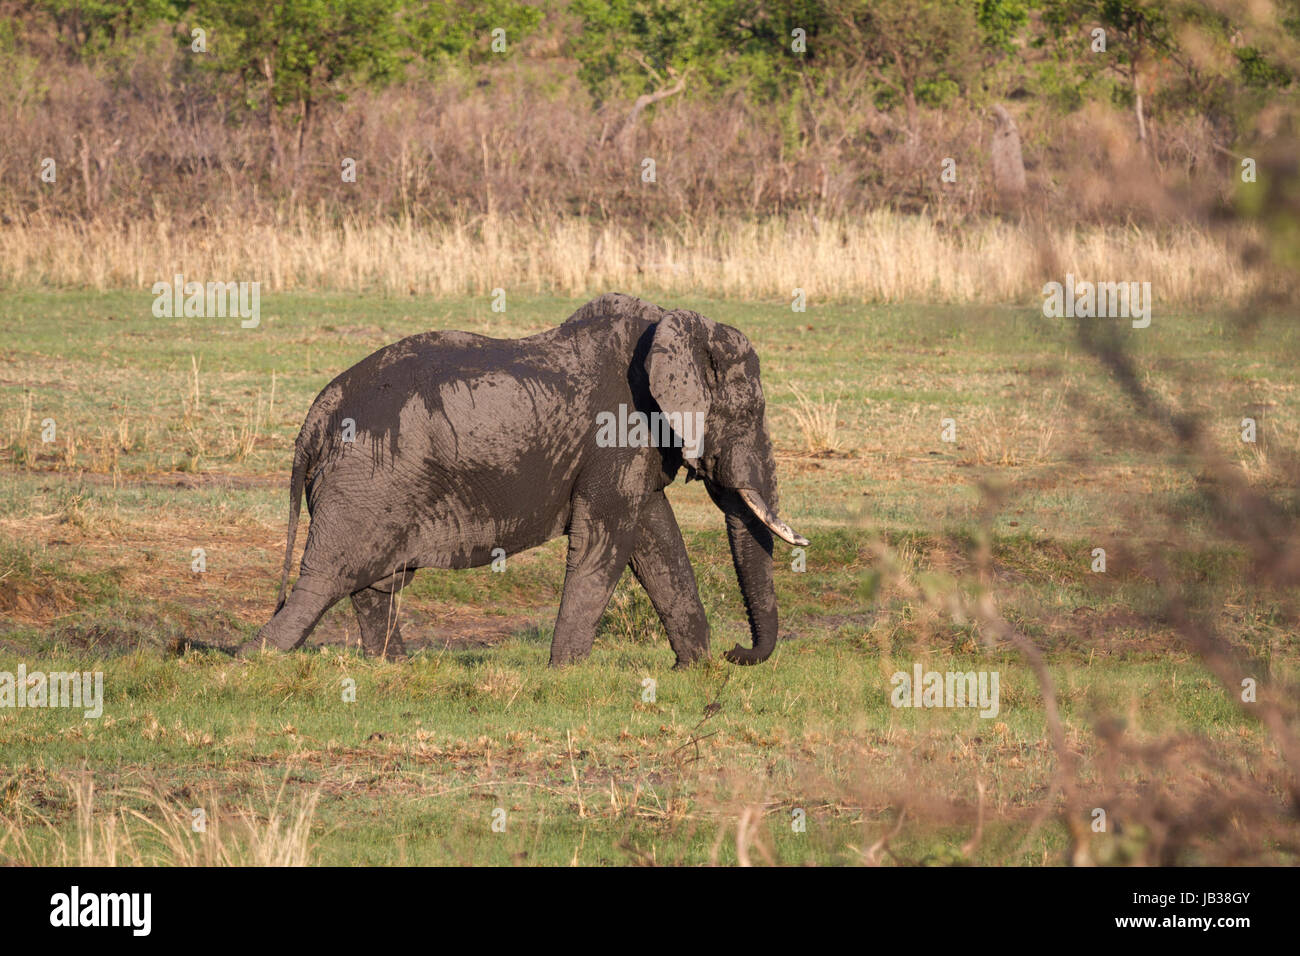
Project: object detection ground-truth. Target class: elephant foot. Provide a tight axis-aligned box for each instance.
[670,641,710,670]
[352,583,411,661]
[236,622,303,658]
[360,626,407,661]
[364,638,408,661]
[235,636,278,659]
[548,645,591,668]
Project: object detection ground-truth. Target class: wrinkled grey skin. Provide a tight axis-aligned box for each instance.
[238,293,807,667]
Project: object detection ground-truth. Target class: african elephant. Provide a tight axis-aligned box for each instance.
[238,293,807,667]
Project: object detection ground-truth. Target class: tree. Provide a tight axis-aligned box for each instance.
[1050,0,1180,148]
[31,0,183,60]
[402,0,541,68]
[568,0,829,105]
[1042,0,1300,151]
[822,0,981,145]
[193,0,404,173]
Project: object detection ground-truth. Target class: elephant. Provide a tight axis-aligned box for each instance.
[238,293,807,667]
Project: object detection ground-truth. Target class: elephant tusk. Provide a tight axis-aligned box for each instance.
[738,489,809,547]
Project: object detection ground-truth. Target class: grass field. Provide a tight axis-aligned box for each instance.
[1,291,1297,865]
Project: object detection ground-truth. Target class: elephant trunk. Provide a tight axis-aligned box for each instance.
[714,488,780,665]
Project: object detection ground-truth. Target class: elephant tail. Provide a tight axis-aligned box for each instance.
[274,438,310,614]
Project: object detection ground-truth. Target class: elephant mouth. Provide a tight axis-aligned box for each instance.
[737,488,809,547]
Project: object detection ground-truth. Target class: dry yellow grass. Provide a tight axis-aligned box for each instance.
[0,771,319,866]
[961,390,1067,467]
[0,210,1261,306]
[1236,412,1300,487]
[787,384,842,454]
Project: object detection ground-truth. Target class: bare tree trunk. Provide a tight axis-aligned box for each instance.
[1134,71,1148,151]
[77,132,94,214]
[616,74,686,153]
[1132,22,1149,153]
[903,88,919,148]
[294,94,312,200]
[262,54,282,177]
[298,97,311,164]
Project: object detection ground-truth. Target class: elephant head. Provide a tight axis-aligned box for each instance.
[646,310,807,665]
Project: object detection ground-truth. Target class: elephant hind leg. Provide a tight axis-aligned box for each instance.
[351,568,415,661]
[242,573,346,656]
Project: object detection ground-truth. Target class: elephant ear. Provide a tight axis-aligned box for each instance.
[647,310,713,468]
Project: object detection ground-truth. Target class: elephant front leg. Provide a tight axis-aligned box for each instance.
[350,568,415,661]
[629,491,711,668]
[549,504,638,667]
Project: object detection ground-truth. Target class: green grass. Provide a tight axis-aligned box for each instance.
[1,292,1297,865]
[0,644,1267,865]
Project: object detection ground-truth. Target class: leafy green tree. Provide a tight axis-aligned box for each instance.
[569,0,829,104]
[193,0,404,169]
[822,0,981,141]
[30,0,183,59]
[1042,0,1297,147]
[402,0,541,67]
[1235,45,1292,90]
[1042,1,1209,147]
[977,0,1030,54]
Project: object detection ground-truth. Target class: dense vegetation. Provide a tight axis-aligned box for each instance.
[1,0,1296,225]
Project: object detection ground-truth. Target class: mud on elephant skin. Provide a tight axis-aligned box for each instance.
[237,293,807,667]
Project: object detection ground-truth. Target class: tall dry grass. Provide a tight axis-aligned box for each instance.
[0,17,1270,305]
[786,384,843,454]
[0,771,320,866]
[0,210,1261,305]
[0,38,1241,230]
